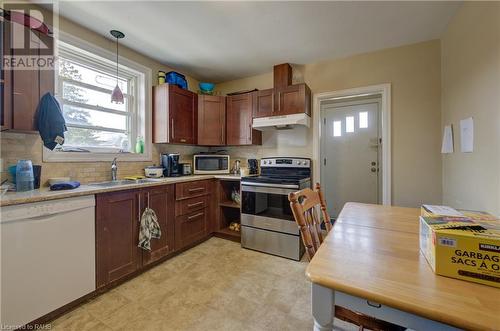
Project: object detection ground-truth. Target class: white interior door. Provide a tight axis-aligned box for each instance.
[320,99,381,217]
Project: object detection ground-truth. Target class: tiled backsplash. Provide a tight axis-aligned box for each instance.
[1,129,309,187]
[0,132,207,187]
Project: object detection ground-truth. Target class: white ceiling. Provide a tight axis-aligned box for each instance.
[58,1,461,83]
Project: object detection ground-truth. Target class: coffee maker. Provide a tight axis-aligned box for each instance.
[161,153,180,177]
[248,159,258,175]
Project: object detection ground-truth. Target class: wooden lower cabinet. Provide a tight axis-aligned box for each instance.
[175,209,208,250]
[96,190,141,288]
[96,185,175,288]
[174,179,215,250]
[141,185,175,266]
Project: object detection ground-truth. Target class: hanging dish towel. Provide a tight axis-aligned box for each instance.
[35,92,67,150]
[138,207,161,251]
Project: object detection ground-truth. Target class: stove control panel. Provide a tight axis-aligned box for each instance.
[260,158,311,168]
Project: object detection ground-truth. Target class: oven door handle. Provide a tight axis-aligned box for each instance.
[241,182,299,189]
[241,184,299,195]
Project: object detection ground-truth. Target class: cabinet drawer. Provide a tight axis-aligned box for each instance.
[175,195,208,216]
[175,209,208,250]
[176,180,210,200]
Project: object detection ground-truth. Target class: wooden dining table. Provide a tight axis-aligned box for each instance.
[306,202,500,331]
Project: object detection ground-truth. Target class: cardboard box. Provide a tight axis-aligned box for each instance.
[419,206,500,288]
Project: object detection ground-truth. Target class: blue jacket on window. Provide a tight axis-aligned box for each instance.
[36,93,67,150]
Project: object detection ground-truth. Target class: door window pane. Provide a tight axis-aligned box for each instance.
[346,116,354,133]
[333,121,342,137]
[359,112,368,128]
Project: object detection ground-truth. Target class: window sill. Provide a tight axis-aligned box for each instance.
[43,148,152,162]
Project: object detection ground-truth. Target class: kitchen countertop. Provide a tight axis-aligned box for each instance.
[0,174,242,207]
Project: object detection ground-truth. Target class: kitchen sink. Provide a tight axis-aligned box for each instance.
[89,179,158,187]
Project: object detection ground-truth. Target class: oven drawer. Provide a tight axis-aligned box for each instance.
[241,226,304,261]
[241,214,299,235]
[176,180,210,200]
[175,195,209,216]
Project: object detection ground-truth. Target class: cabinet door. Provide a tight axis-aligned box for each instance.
[226,93,261,145]
[96,190,141,288]
[11,30,40,131]
[276,83,311,116]
[169,85,197,144]
[198,95,225,146]
[1,20,12,130]
[252,88,274,118]
[142,185,175,266]
[175,209,208,250]
[38,32,55,101]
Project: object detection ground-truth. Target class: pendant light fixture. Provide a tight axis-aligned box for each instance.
[110,29,125,104]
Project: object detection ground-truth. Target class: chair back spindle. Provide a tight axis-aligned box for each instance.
[288,183,332,260]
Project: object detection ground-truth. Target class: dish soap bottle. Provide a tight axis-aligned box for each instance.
[135,136,144,154]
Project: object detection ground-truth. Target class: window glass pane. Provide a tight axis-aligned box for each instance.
[333,121,342,137]
[63,105,128,131]
[359,111,368,128]
[64,127,128,149]
[59,58,128,93]
[62,81,128,112]
[346,116,354,133]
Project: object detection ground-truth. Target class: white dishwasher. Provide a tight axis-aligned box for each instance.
[1,195,96,328]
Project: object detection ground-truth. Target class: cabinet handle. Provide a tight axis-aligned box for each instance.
[187,212,204,221]
[171,119,175,140]
[180,138,186,143]
[137,193,141,223]
[271,92,275,113]
[147,192,150,209]
[248,123,252,143]
[220,122,224,144]
[187,201,204,208]
[278,91,281,113]
[188,187,205,193]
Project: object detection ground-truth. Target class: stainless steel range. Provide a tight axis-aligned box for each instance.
[241,157,311,260]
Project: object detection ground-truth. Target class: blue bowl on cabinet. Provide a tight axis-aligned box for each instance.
[199,82,215,93]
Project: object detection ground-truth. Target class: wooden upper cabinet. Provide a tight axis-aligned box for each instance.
[252,88,274,118]
[153,84,197,144]
[226,93,262,146]
[141,185,175,266]
[198,95,226,146]
[2,22,55,132]
[1,20,12,131]
[273,63,292,89]
[96,189,141,288]
[275,83,311,116]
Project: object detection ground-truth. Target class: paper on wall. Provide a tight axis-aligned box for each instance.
[460,117,474,153]
[441,125,453,154]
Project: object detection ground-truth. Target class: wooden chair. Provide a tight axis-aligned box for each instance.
[289,183,405,331]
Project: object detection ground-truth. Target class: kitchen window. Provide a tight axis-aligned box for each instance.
[43,35,152,162]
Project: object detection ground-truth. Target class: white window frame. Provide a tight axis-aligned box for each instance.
[43,32,152,162]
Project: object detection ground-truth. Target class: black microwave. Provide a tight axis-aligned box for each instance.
[193,155,230,174]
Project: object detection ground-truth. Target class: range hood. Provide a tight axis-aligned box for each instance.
[253,113,311,131]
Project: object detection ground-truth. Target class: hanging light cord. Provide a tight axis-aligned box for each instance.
[115,36,119,85]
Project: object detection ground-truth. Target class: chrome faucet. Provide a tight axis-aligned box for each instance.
[111,157,118,181]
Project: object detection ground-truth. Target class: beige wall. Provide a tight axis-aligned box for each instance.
[218,40,442,207]
[441,2,500,216]
[1,11,207,186]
